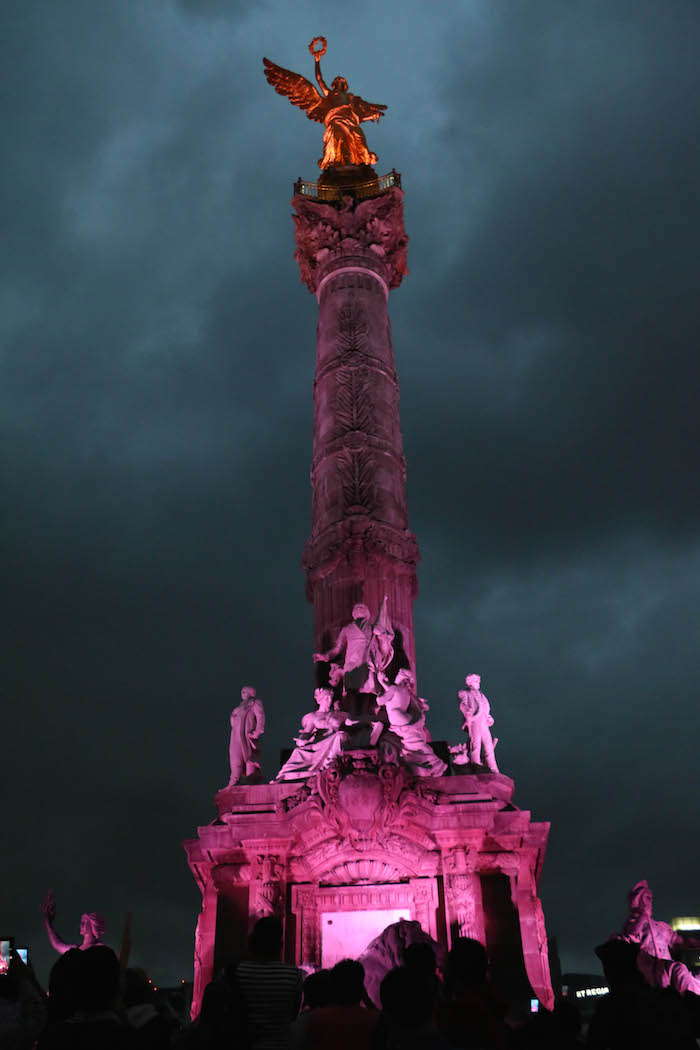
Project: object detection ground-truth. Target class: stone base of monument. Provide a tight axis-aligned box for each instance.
[184,750,553,1018]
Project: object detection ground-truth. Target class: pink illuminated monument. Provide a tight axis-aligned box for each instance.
[184,37,554,1018]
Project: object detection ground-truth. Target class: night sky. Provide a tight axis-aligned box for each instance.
[4,0,700,988]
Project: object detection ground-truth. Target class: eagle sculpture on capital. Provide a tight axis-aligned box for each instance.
[263,37,387,169]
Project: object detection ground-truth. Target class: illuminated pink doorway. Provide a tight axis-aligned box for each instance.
[320,908,411,968]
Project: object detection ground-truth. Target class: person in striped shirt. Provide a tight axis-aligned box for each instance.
[236,917,303,1050]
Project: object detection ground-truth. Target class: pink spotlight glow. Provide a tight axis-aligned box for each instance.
[320,908,411,968]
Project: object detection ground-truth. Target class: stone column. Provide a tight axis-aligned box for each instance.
[191,875,217,1019]
[409,878,439,940]
[441,847,486,948]
[293,186,420,669]
[241,840,291,937]
[291,884,320,969]
[515,865,555,1011]
[247,852,285,925]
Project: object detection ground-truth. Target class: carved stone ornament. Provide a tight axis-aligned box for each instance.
[442,847,478,875]
[412,781,444,805]
[250,854,284,882]
[286,753,440,882]
[276,781,314,814]
[445,872,482,941]
[322,859,404,885]
[479,850,522,878]
[211,862,252,890]
[293,188,408,293]
[333,361,375,443]
[334,299,370,357]
[303,518,420,590]
[311,752,418,845]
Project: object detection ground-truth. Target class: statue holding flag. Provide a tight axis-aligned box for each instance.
[314,597,395,717]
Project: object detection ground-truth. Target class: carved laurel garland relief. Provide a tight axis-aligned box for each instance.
[445,873,481,940]
[334,366,374,437]
[335,448,376,515]
[336,299,369,355]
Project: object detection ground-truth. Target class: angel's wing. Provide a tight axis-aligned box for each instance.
[352,95,388,123]
[263,57,326,123]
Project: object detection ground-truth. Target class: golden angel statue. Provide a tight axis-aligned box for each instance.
[263,37,387,170]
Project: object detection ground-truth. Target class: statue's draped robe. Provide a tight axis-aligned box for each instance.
[276,711,346,781]
[229,699,264,782]
[262,56,386,171]
[321,103,376,167]
[379,682,446,777]
[368,599,395,685]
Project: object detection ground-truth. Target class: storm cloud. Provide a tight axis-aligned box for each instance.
[3,0,700,983]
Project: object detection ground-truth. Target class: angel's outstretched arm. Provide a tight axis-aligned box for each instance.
[314,55,329,97]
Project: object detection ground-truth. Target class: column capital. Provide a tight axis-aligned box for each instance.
[292,187,408,294]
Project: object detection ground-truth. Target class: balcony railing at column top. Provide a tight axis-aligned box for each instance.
[293,170,401,202]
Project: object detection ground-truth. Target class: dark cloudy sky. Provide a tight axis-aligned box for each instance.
[3,0,700,988]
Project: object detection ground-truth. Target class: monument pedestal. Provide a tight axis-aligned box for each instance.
[184,753,553,1016]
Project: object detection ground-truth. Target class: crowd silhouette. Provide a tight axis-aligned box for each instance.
[1,916,699,1049]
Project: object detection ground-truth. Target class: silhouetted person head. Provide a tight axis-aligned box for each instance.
[302,969,333,1011]
[248,916,283,961]
[198,979,230,1029]
[595,937,641,990]
[447,937,488,991]
[590,938,697,1050]
[330,959,365,1005]
[403,942,436,978]
[48,947,84,1021]
[553,998,582,1039]
[380,966,434,1034]
[74,945,121,1012]
[124,967,155,1009]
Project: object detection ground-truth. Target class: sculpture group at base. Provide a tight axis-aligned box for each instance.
[224,599,507,786]
[282,599,445,780]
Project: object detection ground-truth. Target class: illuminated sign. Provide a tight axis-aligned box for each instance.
[671,917,700,932]
[575,986,609,998]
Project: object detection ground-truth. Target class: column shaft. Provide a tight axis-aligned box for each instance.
[293,186,419,668]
